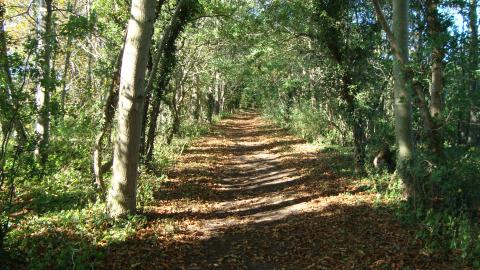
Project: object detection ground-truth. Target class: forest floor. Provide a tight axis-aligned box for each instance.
[107,112,463,269]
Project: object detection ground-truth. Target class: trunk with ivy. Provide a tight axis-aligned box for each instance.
[313,0,366,174]
[144,0,198,163]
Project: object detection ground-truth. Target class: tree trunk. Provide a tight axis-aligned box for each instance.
[145,90,163,162]
[218,78,225,115]
[92,51,122,197]
[139,51,155,159]
[413,82,444,158]
[352,119,366,174]
[374,0,416,196]
[192,79,201,121]
[392,0,415,197]
[60,36,73,118]
[407,0,445,159]
[34,0,54,165]
[341,74,365,174]
[213,72,220,116]
[107,0,156,218]
[143,0,197,163]
[167,75,184,145]
[468,0,479,145]
[426,0,444,118]
[0,4,27,145]
[207,87,214,123]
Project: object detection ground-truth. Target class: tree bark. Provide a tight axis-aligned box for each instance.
[0,4,28,145]
[139,50,155,160]
[372,0,416,195]
[426,0,444,118]
[207,86,215,124]
[392,0,415,197]
[218,76,225,115]
[92,48,122,197]
[192,76,201,121]
[341,74,365,174]
[313,1,366,174]
[413,82,444,158]
[107,0,156,218]
[60,36,73,118]
[34,0,54,165]
[409,0,445,159]
[145,89,164,162]
[468,0,479,145]
[143,0,197,163]
[167,70,186,145]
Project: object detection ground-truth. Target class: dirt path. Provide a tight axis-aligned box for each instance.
[108,112,461,269]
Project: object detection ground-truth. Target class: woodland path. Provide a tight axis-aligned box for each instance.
[107,112,462,269]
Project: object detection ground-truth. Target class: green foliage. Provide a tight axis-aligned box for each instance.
[416,209,480,267]
[2,0,480,267]
[6,202,146,269]
[3,118,211,268]
[262,96,351,146]
[179,121,211,138]
[60,13,96,39]
[370,148,480,267]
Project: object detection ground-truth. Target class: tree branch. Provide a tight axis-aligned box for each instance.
[371,0,406,65]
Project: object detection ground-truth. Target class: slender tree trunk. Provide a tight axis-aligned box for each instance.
[60,0,76,118]
[352,119,366,173]
[218,78,225,115]
[139,1,167,158]
[410,0,445,159]
[92,52,121,196]
[213,72,220,115]
[426,0,444,118]
[139,91,151,156]
[107,0,156,218]
[167,85,180,145]
[413,82,444,158]
[92,30,128,196]
[34,0,54,165]
[0,4,27,145]
[143,0,197,163]
[373,0,415,194]
[145,90,163,162]
[170,73,185,144]
[61,36,73,118]
[468,0,479,145]
[342,74,365,174]
[207,87,214,123]
[392,0,415,197]
[139,51,155,159]
[192,77,201,121]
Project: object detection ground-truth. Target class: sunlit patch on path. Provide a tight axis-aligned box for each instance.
[107,112,463,269]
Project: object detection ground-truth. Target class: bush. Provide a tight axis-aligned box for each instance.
[262,100,347,144]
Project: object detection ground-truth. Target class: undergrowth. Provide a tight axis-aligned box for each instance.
[3,119,213,269]
[368,148,480,268]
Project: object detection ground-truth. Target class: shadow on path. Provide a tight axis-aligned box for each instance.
[106,112,461,269]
